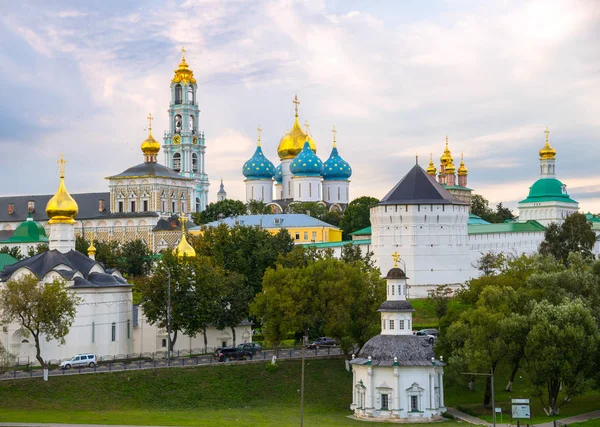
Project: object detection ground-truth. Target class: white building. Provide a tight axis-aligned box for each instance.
[350,256,445,420]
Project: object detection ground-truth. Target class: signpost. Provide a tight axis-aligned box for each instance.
[511,398,531,427]
[495,407,502,424]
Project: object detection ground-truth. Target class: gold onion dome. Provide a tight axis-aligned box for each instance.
[427,153,437,175]
[88,234,97,256]
[141,113,160,156]
[445,158,456,174]
[171,47,196,86]
[458,154,468,176]
[539,127,556,160]
[277,95,317,160]
[174,215,196,258]
[46,154,79,224]
[440,136,453,166]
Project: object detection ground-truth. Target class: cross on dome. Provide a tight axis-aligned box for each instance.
[147,113,153,131]
[181,46,186,58]
[305,120,310,135]
[257,125,262,146]
[293,94,300,116]
[391,251,400,268]
[545,126,550,143]
[57,153,67,178]
[332,125,337,147]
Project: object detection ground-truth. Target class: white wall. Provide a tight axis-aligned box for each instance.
[245,180,274,203]
[291,177,322,202]
[322,180,350,204]
[518,200,578,226]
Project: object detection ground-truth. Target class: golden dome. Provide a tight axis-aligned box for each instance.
[440,135,453,166]
[458,153,468,176]
[171,48,196,86]
[46,154,79,224]
[277,95,317,160]
[87,233,97,257]
[141,113,160,157]
[539,127,556,160]
[427,153,437,175]
[445,159,456,174]
[174,215,196,259]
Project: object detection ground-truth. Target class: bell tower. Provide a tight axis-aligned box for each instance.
[163,48,209,212]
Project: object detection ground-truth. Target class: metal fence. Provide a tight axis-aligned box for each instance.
[0,345,345,381]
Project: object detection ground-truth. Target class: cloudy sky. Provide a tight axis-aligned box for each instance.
[0,0,599,213]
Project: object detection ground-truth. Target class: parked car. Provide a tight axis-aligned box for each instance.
[213,347,253,362]
[306,337,337,349]
[60,354,97,369]
[420,328,439,337]
[237,342,262,355]
[413,330,436,344]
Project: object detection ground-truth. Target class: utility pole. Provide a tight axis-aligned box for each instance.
[300,331,306,427]
[462,369,496,427]
[166,267,171,366]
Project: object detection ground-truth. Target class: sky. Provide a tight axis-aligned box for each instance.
[0,0,599,213]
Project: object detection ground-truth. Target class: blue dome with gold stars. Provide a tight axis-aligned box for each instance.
[323,146,352,181]
[274,164,282,183]
[290,141,323,177]
[243,145,275,180]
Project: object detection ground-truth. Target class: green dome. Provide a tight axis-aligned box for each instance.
[0,214,49,244]
[519,178,578,204]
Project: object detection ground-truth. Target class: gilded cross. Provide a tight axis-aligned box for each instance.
[445,135,449,145]
[293,94,300,116]
[545,126,550,144]
[181,46,186,56]
[57,153,67,178]
[332,125,337,147]
[147,113,153,130]
[391,251,400,268]
[304,120,310,135]
[257,125,262,146]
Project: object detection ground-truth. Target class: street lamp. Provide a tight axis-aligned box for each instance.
[463,368,496,427]
[165,267,171,366]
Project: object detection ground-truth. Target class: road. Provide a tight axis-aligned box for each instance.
[0,346,344,381]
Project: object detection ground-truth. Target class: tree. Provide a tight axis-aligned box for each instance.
[321,209,342,227]
[0,246,23,260]
[0,342,15,374]
[338,196,379,239]
[95,240,121,270]
[474,252,507,276]
[286,202,327,219]
[427,284,453,322]
[27,243,49,257]
[246,200,272,214]
[116,239,153,277]
[470,194,494,222]
[525,299,599,415]
[194,199,247,225]
[0,274,78,369]
[214,271,253,347]
[495,202,514,223]
[540,213,597,263]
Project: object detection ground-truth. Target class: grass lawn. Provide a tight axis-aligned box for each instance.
[445,363,600,424]
[573,419,600,427]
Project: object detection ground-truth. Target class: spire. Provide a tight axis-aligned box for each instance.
[87,232,97,260]
[427,153,437,176]
[458,153,468,176]
[46,154,78,225]
[539,126,556,160]
[141,113,160,162]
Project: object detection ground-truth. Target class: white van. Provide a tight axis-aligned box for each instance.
[60,354,97,369]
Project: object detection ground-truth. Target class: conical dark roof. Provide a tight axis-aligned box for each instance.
[379,164,468,205]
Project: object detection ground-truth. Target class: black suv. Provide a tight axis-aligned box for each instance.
[214,347,253,362]
[307,337,337,349]
[237,343,262,355]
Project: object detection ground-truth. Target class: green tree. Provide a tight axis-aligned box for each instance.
[95,240,121,270]
[0,275,79,369]
[75,235,88,254]
[194,199,247,225]
[116,239,153,277]
[540,213,597,263]
[321,209,342,227]
[0,341,15,374]
[0,246,23,260]
[246,200,272,214]
[27,243,49,257]
[214,271,253,347]
[474,252,507,276]
[338,196,379,239]
[286,201,327,219]
[494,202,514,223]
[470,194,495,222]
[427,284,453,322]
[525,299,599,415]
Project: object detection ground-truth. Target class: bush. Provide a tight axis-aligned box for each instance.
[265,363,279,373]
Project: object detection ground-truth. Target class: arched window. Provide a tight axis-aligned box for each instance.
[174,114,182,133]
[187,86,194,104]
[196,197,201,212]
[189,115,194,132]
[173,152,181,172]
[175,84,182,104]
[192,153,198,172]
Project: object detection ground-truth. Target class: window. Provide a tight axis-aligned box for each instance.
[389,320,394,330]
[130,201,136,212]
[399,320,405,330]
[328,187,330,200]
[127,320,131,339]
[338,187,340,200]
[222,341,227,348]
[162,200,167,212]
[309,183,312,197]
[312,231,316,241]
[288,181,291,197]
[295,233,300,240]
[92,322,95,343]
[111,323,116,342]
[181,201,185,212]
[173,153,181,172]
[304,232,308,240]
[407,319,411,330]
[143,200,149,212]
[381,393,389,410]
[162,338,167,348]
[391,285,395,295]
[187,88,194,104]
[118,201,124,213]
[261,186,264,200]
[196,198,201,212]
[298,183,302,198]
[175,84,182,104]
[192,153,198,172]
[172,201,176,212]
[410,395,419,412]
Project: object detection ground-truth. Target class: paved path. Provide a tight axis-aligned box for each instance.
[0,424,175,427]
[447,407,600,427]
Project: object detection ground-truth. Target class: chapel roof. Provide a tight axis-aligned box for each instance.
[379,164,468,206]
[350,334,438,367]
[519,178,578,205]
[107,162,187,180]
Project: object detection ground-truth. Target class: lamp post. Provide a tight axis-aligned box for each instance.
[462,368,496,427]
[165,267,171,366]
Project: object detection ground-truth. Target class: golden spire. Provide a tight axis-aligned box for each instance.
[141,113,160,160]
[458,153,468,176]
[257,125,262,147]
[46,154,79,224]
[293,94,300,117]
[277,95,317,159]
[539,126,556,160]
[174,212,196,259]
[391,251,400,268]
[427,152,437,175]
[171,47,196,85]
[332,125,337,148]
[87,232,97,257]
[440,135,453,166]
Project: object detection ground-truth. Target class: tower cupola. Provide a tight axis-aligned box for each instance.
[323,126,352,181]
[141,113,160,162]
[277,95,317,160]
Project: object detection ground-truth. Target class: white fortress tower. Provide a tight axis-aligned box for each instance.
[371,163,472,297]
